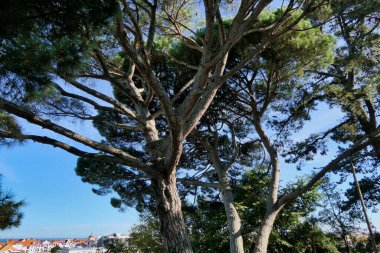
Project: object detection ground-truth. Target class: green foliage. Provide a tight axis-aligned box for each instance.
[104,239,129,253]
[272,220,340,253]
[0,175,24,230]
[344,175,380,210]
[183,168,337,252]
[185,198,230,253]
[75,157,154,212]
[50,246,61,253]
[0,0,118,38]
[0,0,117,103]
[0,111,23,146]
[126,212,165,253]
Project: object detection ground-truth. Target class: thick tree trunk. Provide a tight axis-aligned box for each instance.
[253,209,279,253]
[221,184,245,253]
[153,172,193,253]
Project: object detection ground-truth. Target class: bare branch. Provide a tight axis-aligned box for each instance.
[51,83,117,113]
[0,98,150,172]
[276,127,380,209]
[61,78,141,124]
[115,17,177,128]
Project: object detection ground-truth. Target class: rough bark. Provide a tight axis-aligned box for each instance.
[153,172,193,253]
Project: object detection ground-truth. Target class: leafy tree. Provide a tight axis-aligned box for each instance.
[127,212,165,253]
[181,169,338,253]
[0,175,24,230]
[0,0,329,252]
[104,239,129,253]
[317,180,363,253]
[173,11,335,252]
[285,0,380,213]
[50,246,61,253]
[206,2,380,252]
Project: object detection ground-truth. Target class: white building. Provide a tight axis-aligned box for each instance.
[11,240,44,253]
[57,248,106,253]
[96,233,129,248]
[41,241,50,252]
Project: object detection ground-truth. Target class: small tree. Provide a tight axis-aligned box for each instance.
[104,239,129,253]
[127,212,165,253]
[50,246,61,253]
[0,175,24,230]
[318,180,362,253]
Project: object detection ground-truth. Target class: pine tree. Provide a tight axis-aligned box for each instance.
[0,175,24,230]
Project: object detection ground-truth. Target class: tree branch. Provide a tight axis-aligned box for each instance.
[0,98,150,172]
[177,178,221,189]
[276,127,380,209]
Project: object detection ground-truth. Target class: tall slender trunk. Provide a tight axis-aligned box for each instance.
[219,175,245,253]
[201,135,245,253]
[351,164,378,253]
[153,172,193,253]
[251,116,282,253]
[253,209,280,253]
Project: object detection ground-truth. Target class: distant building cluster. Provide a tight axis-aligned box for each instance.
[0,233,129,253]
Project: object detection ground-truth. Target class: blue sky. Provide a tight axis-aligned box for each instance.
[0,143,139,239]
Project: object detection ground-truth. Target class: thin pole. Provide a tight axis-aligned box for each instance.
[350,164,378,253]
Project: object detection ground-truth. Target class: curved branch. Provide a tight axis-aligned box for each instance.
[276,127,380,209]
[0,98,150,172]
[0,132,134,166]
[61,78,142,124]
[52,83,117,113]
[115,17,177,128]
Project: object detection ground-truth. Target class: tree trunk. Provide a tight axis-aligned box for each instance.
[253,209,280,253]
[351,164,378,253]
[153,172,193,253]
[198,133,245,253]
[221,184,245,253]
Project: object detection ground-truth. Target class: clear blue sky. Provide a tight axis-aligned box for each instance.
[0,142,139,239]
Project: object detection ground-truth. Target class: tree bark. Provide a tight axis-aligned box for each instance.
[253,209,280,253]
[222,189,245,253]
[212,153,244,253]
[351,164,378,253]
[153,172,193,253]
[199,134,245,253]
